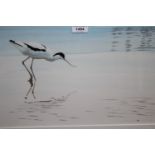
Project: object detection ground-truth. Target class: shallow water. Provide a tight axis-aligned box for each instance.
[0,52,155,128]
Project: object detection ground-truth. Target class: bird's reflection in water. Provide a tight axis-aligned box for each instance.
[25,90,77,104]
[25,77,36,99]
[10,90,77,122]
[17,59,78,122]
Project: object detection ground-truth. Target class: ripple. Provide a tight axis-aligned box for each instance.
[69,116,79,119]
[50,112,59,116]
[85,110,94,113]
[33,118,42,121]
[18,117,27,120]
[103,98,118,101]
[28,114,38,118]
[59,119,67,122]
[26,110,34,113]
[136,113,151,116]
[107,115,123,118]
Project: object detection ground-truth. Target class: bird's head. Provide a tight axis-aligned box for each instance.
[53,52,76,67]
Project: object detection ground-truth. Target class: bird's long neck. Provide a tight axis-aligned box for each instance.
[47,57,56,62]
[46,55,60,62]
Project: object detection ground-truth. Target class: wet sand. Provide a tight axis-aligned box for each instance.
[0,52,155,128]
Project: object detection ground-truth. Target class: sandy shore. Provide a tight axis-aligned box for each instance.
[0,52,155,128]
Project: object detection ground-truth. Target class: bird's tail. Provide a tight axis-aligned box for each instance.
[9,40,23,47]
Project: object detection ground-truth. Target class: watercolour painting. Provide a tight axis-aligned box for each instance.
[0,26,155,128]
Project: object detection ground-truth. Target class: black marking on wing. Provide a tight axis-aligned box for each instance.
[24,43,46,52]
[9,40,23,47]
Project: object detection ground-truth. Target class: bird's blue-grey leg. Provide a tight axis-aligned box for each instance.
[22,56,36,99]
[30,58,36,81]
[31,80,36,99]
[30,58,37,99]
[22,56,33,86]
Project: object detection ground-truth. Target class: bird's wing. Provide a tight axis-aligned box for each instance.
[9,40,47,52]
[23,42,47,52]
[10,40,25,47]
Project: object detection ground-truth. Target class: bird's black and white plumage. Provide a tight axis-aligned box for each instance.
[9,40,75,66]
[9,40,76,99]
[9,40,54,61]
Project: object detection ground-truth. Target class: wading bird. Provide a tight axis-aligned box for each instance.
[9,40,76,99]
